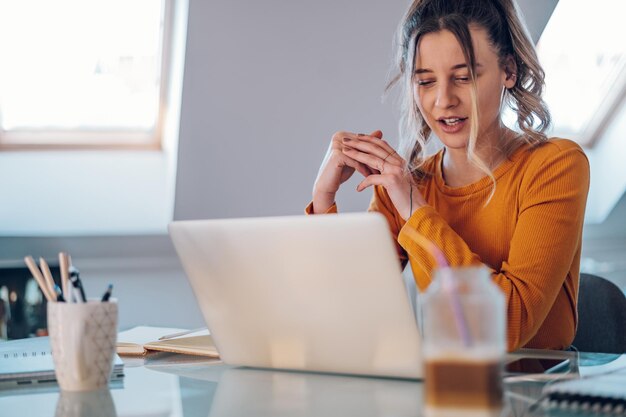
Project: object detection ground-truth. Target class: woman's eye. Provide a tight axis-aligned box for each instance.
[416,80,434,87]
[455,77,470,83]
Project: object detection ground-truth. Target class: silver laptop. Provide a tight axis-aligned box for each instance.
[168,212,422,379]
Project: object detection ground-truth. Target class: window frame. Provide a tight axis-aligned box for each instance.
[535,0,626,148]
[580,69,626,148]
[0,0,174,151]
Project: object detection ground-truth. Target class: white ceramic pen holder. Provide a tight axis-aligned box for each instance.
[47,299,118,391]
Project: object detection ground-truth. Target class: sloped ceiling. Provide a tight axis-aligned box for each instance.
[517,0,558,43]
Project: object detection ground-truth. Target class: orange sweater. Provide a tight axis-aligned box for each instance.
[309,138,589,351]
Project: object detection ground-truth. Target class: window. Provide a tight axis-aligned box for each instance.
[0,0,171,149]
[536,0,626,147]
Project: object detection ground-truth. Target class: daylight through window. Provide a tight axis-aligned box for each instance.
[0,0,169,148]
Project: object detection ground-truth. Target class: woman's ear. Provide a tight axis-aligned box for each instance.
[503,55,517,89]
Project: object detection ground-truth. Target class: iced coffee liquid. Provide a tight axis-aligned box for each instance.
[425,357,502,408]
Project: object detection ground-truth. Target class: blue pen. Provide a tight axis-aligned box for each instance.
[53,284,66,302]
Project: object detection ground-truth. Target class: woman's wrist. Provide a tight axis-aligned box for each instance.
[404,184,427,221]
[312,190,336,214]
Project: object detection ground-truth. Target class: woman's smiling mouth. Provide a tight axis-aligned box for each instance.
[437,116,468,133]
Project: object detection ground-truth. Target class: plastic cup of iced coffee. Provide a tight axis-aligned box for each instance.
[421,267,506,416]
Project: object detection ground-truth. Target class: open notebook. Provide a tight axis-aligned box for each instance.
[117,326,219,358]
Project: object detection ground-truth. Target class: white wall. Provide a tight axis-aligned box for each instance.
[173,0,409,221]
[0,151,173,235]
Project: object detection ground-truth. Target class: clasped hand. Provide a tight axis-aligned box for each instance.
[313,130,426,220]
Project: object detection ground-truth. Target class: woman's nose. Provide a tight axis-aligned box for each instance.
[434,82,458,109]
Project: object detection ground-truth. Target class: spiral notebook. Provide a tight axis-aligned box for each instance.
[542,367,626,414]
[0,336,124,391]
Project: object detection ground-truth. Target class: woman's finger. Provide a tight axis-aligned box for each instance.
[342,146,380,170]
[357,130,383,139]
[356,174,390,192]
[343,146,402,174]
[346,132,399,160]
[342,138,404,169]
[340,153,374,177]
[342,136,390,161]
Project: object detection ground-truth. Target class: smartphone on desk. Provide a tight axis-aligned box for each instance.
[505,357,571,375]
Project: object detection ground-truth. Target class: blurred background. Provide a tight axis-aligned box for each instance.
[0,0,624,339]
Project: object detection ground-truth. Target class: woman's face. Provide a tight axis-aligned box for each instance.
[413,26,515,149]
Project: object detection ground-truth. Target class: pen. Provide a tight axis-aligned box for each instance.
[54,284,66,302]
[69,285,79,303]
[68,265,87,303]
[101,284,113,302]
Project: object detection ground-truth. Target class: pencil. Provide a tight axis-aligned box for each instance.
[23,256,55,302]
[59,252,70,302]
[39,258,57,302]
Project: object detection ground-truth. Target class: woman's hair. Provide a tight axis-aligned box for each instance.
[388,0,551,184]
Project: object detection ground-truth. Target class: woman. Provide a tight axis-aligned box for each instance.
[308,0,589,351]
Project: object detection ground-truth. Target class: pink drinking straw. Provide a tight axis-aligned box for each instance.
[402,228,473,347]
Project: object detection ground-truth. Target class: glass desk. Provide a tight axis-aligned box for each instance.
[0,349,623,417]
